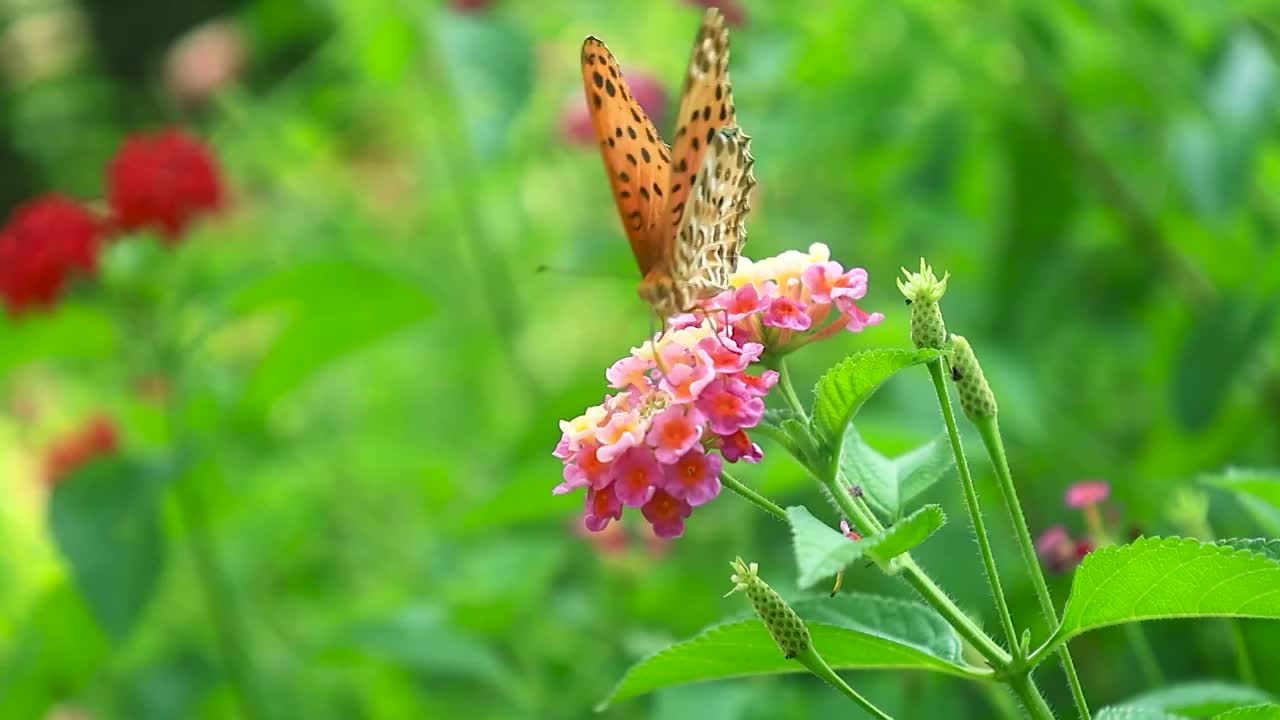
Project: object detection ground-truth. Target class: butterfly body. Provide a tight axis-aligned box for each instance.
[582,9,755,322]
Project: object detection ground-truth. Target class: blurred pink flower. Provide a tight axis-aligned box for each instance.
[1035,525,1078,574]
[1065,480,1109,509]
[165,20,247,106]
[561,71,667,146]
[450,0,495,11]
[684,0,747,27]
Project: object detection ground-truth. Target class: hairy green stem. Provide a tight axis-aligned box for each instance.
[722,470,788,521]
[975,415,1090,720]
[1008,672,1058,720]
[773,358,1011,669]
[776,359,809,421]
[926,361,1021,657]
[795,645,895,719]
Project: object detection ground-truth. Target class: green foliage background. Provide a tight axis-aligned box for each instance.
[2,0,1280,717]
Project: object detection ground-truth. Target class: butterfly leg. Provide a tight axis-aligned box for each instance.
[649,311,675,388]
[691,304,739,355]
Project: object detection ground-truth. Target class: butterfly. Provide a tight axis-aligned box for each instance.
[580,8,756,322]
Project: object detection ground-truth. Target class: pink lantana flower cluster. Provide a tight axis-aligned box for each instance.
[554,320,774,538]
[698,243,884,355]
[554,245,884,539]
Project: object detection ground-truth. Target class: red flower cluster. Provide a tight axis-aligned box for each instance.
[107,129,224,240]
[0,128,225,316]
[44,415,119,487]
[0,194,100,315]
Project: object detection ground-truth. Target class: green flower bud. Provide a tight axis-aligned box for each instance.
[949,334,997,420]
[726,557,811,659]
[897,259,949,350]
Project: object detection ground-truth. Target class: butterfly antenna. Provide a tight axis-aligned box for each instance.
[535,264,632,282]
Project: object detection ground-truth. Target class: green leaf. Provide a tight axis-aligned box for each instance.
[787,505,945,588]
[1114,680,1275,718]
[230,262,432,409]
[601,593,970,707]
[840,427,953,518]
[1058,537,1280,640]
[862,505,946,569]
[837,427,895,515]
[787,506,860,588]
[811,348,941,450]
[1216,539,1280,563]
[49,457,171,639]
[1203,468,1280,515]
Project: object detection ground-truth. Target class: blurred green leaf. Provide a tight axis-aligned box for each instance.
[601,593,970,707]
[786,505,944,587]
[811,348,941,450]
[1058,537,1280,641]
[1209,30,1276,132]
[0,302,116,373]
[348,605,507,689]
[1202,468,1280,516]
[1172,296,1278,431]
[430,10,532,159]
[49,456,171,639]
[116,650,215,720]
[1211,706,1280,720]
[0,584,109,717]
[231,262,432,409]
[1112,680,1275,718]
[840,428,953,519]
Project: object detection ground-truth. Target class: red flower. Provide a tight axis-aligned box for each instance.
[107,129,225,241]
[0,194,101,316]
[44,415,119,487]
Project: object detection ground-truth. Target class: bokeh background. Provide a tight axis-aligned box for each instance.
[3,0,1280,718]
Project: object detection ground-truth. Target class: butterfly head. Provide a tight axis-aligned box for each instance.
[638,269,691,322]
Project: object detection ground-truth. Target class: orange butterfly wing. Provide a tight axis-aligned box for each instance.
[666,9,735,241]
[580,38,672,277]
